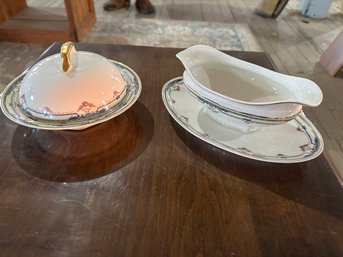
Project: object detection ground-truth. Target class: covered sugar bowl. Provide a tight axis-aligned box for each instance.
[19,42,127,121]
[1,42,142,130]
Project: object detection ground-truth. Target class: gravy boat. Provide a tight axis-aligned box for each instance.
[176,45,323,127]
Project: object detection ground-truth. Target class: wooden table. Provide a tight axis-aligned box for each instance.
[0,0,96,43]
[1,43,342,257]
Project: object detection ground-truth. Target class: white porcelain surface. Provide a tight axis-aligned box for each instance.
[183,71,302,121]
[162,77,323,163]
[1,61,141,130]
[177,45,323,119]
[19,49,126,120]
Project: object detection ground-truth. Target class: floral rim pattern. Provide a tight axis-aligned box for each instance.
[20,85,126,120]
[0,60,141,130]
[162,77,324,163]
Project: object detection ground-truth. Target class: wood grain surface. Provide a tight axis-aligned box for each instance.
[0,43,342,257]
[320,30,343,76]
[0,0,96,43]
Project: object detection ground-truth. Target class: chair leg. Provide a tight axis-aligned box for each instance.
[319,30,343,76]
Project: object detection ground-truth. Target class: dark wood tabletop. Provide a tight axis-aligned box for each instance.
[1,42,342,257]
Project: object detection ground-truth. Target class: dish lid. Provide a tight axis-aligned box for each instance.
[19,42,126,120]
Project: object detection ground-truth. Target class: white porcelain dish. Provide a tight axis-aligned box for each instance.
[0,61,141,130]
[19,42,126,121]
[183,71,301,124]
[162,77,324,163]
[177,45,323,120]
[182,77,287,133]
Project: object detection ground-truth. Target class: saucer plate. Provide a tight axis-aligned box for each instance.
[162,77,323,163]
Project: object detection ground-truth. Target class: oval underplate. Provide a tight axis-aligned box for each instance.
[0,61,141,130]
[162,77,324,163]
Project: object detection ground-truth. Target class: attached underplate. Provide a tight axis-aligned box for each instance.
[162,77,324,163]
[0,61,141,130]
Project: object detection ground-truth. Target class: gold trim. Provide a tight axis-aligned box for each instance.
[60,42,74,72]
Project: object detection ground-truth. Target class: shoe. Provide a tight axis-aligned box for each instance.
[103,0,130,11]
[135,0,156,14]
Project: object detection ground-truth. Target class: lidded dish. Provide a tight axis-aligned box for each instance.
[19,42,126,121]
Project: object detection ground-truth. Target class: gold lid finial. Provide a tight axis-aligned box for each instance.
[60,42,75,72]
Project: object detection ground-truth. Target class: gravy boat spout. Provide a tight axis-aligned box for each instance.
[176,45,323,110]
